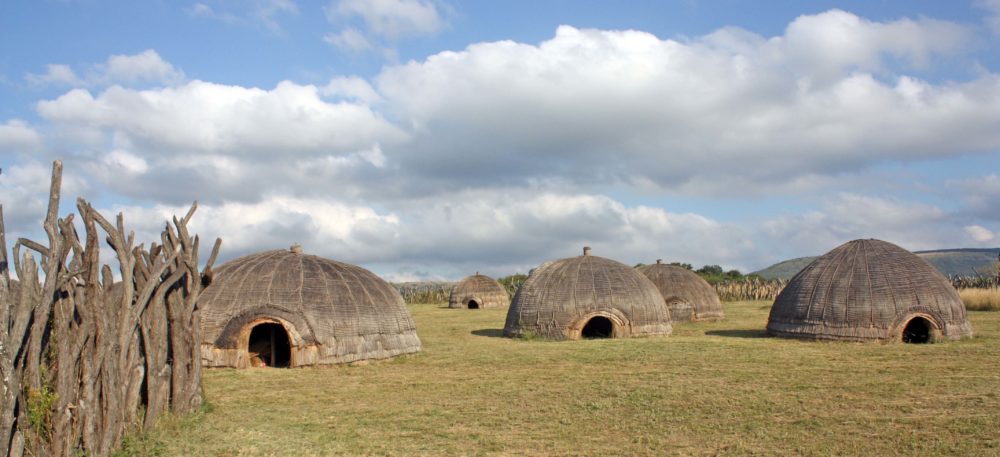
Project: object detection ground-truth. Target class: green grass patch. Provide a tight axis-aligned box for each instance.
[144,301,1000,456]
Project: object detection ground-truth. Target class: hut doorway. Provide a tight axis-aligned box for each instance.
[581,316,613,339]
[901,316,932,344]
[248,323,292,367]
[467,299,480,309]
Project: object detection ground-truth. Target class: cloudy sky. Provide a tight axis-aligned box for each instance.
[2,1,999,281]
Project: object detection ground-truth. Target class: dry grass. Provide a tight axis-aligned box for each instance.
[135,301,1000,456]
[960,288,1000,311]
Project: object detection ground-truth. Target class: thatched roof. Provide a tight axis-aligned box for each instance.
[767,239,972,342]
[504,247,671,340]
[449,273,508,309]
[199,246,421,367]
[637,260,724,322]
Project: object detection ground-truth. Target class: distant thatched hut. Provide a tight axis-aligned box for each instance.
[449,273,509,309]
[199,245,421,368]
[637,259,724,322]
[767,239,973,343]
[504,247,671,340]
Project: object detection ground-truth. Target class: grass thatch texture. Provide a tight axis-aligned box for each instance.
[141,301,1000,456]
[960,288,1000,311]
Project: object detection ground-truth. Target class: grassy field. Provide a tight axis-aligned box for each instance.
[136,301,1000,456]
[960,288,1000,311]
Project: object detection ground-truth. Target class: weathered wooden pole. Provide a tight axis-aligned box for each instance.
[0,160,222,457]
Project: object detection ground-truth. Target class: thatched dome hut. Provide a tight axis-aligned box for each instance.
[767,239,973,343]
[637,260,724,322]
[503,247,671,340]
[199,245,421,368]
[449,273,509,309]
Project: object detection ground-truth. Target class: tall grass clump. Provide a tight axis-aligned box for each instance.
[959,288,1000,311]
[714,278,787,301]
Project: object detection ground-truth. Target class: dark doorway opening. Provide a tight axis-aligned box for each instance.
[248,323,291,367]
[902,317,932,344]
[581,316,613,339]
[467,300,480,309]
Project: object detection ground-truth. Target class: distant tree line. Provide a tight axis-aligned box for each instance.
[497,274,527,297]
[633,262,763,285]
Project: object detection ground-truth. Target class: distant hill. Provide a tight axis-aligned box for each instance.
[752,257,817,280]
[913,249,1000,277]
[754,248,999,280]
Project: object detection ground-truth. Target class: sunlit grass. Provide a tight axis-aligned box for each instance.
[960,288,1000,311]
[138,301,1000,456]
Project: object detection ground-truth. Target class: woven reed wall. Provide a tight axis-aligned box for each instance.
[767,239,973,342]
[448,273,509,308]
[637,261,724,322]
[199,248,421,367]
[504,249,671,340]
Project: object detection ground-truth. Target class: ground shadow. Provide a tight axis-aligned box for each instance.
[471,328,505,338]
[705,329,770,339]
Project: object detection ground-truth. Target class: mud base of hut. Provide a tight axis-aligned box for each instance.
[202,331,421,368]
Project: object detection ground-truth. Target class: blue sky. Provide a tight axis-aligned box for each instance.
[2,0,999,280]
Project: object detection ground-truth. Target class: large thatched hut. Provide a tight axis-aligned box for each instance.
[767,239,973,343]
[637,259,724,322]
[503,247,671,340]
[449,273,509,309]
[199,245,421,368]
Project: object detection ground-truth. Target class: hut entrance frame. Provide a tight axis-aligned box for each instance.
[566,311,628,340]
[581,316,613,338]
[899,313,940,344]
[465,298,481,309]
[241,318,295,367]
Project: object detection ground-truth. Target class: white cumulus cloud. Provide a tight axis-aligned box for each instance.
[36,80,405,157]
[324,28,375,52]
[0,120,43,153]
[978,0,1000,34]
[25,49,184,88]
[185,0,298,31]
[327,0,445,39]
[8,10,1000,279]
[373,16,997,193]
[760,193,957,257]
[100,50,185,86]
[25,64,83,87]
[964,225,996,243]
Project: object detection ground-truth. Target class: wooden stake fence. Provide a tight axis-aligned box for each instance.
[0,161,221,456]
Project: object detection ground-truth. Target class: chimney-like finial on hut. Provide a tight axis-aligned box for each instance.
[583,246,592,256]
[290,243,303,254]
[656,259,662,264]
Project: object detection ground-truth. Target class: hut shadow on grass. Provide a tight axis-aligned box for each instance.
[705,329,769,339]
[471,329,505,338]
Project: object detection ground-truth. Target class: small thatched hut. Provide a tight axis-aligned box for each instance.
[503,247,671,340]
[767,239,973,343]
[637,259,724,322]
[449,273,509,309]
[199,245,421,368]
